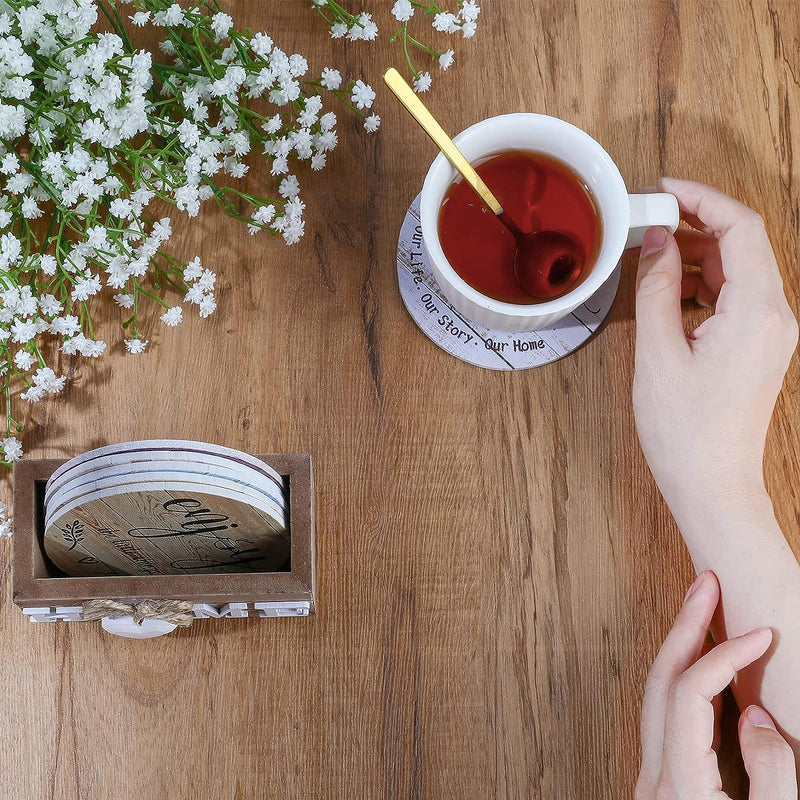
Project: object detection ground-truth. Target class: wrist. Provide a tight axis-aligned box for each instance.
[663,476,768,510]
[650,454,768,520]
[663,481,775,542]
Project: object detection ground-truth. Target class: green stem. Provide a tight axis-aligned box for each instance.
[97,0,133,50]
[406,33,441,58]
[133,280,169,310]
[401,25,419,78]
[81,303,95,339]
[5,382,12,439]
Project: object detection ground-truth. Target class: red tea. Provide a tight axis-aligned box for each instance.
[437,150,602,304]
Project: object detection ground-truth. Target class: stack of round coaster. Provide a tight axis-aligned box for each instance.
[43,440,289,577]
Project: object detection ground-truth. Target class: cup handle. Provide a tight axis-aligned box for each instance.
[626,193,680,248]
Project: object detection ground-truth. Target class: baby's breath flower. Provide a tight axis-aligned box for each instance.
[13,351,35,371]
[279,175,300,199]
[39,255,57,275]
[211,12,233,41]
[354,12,378,41]
[461,1,481,23]
[11,319,36,344]
[21,197,43,219]
[2,436,22,463]
[185,284,205,305]
[320,67,342,90]
[288,53,308,77]
[61,335,86,356]
[251,32,273,57]
[439,50,455,70]
[183,257,204,282]
[113,293,134,308]
[351,79,376,109]
[392,0,414,22]
[39,295,62,317]
[198,295,217,318]
[364,114,381,133]
[0,154,19,174]
[162,3,185,26]
[413,72,433,93]
[80,340,107,357]
[197,270,216,292]
[160,306,183,327]
[0,499,11,537]
[433,12,459,33]
[71,275,102,302]
[254,205,275,225]
[124,338,149,354]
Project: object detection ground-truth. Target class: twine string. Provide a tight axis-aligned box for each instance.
[82,599,195,627]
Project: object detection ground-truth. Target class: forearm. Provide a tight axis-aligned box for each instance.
[668,489,800,758]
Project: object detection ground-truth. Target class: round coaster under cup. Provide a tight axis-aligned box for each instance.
[397,193,621,370]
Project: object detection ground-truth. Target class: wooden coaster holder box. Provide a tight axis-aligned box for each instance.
[12,454,315,624]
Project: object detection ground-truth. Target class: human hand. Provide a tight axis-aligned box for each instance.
[632,178,798,512]
[635,570,797,799]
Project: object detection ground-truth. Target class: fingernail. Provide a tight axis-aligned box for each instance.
[640,226,669,258]
[745,705,777,730]
[683,571,708,602]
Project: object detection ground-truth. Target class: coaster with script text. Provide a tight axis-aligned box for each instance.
[397,194,621,370]
[43,441,290,577]
[44,488,289,577]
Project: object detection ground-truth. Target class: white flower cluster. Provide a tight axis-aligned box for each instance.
[431,1,481,38]
[392,0,481,36]
[317,67,379,133]
[0,498,11,535]
[0,0,374,468]
[312,1,378,41]
[181,256,217,318]
[315,0,481,95]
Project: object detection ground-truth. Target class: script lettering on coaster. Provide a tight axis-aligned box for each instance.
[44,489,290,577]
[396,195,621,370]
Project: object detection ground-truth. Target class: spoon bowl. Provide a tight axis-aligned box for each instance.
[513,229,586,299]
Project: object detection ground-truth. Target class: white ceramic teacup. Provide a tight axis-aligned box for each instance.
[419,113,680,332]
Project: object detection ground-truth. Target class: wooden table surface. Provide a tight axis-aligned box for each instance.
[2,2,799,798]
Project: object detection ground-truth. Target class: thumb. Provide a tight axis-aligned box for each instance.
[739,705,798,800]
[635,226,689,359]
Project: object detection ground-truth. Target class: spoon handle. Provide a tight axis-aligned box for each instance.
[383,68,504,216]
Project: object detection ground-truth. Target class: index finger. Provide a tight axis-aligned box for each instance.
[662,627,774,789]
[638,572,720,782]
[658,177,763,237]
[658,177,783,300]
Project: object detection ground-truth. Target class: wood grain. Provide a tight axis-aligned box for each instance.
[1,1,799,798]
